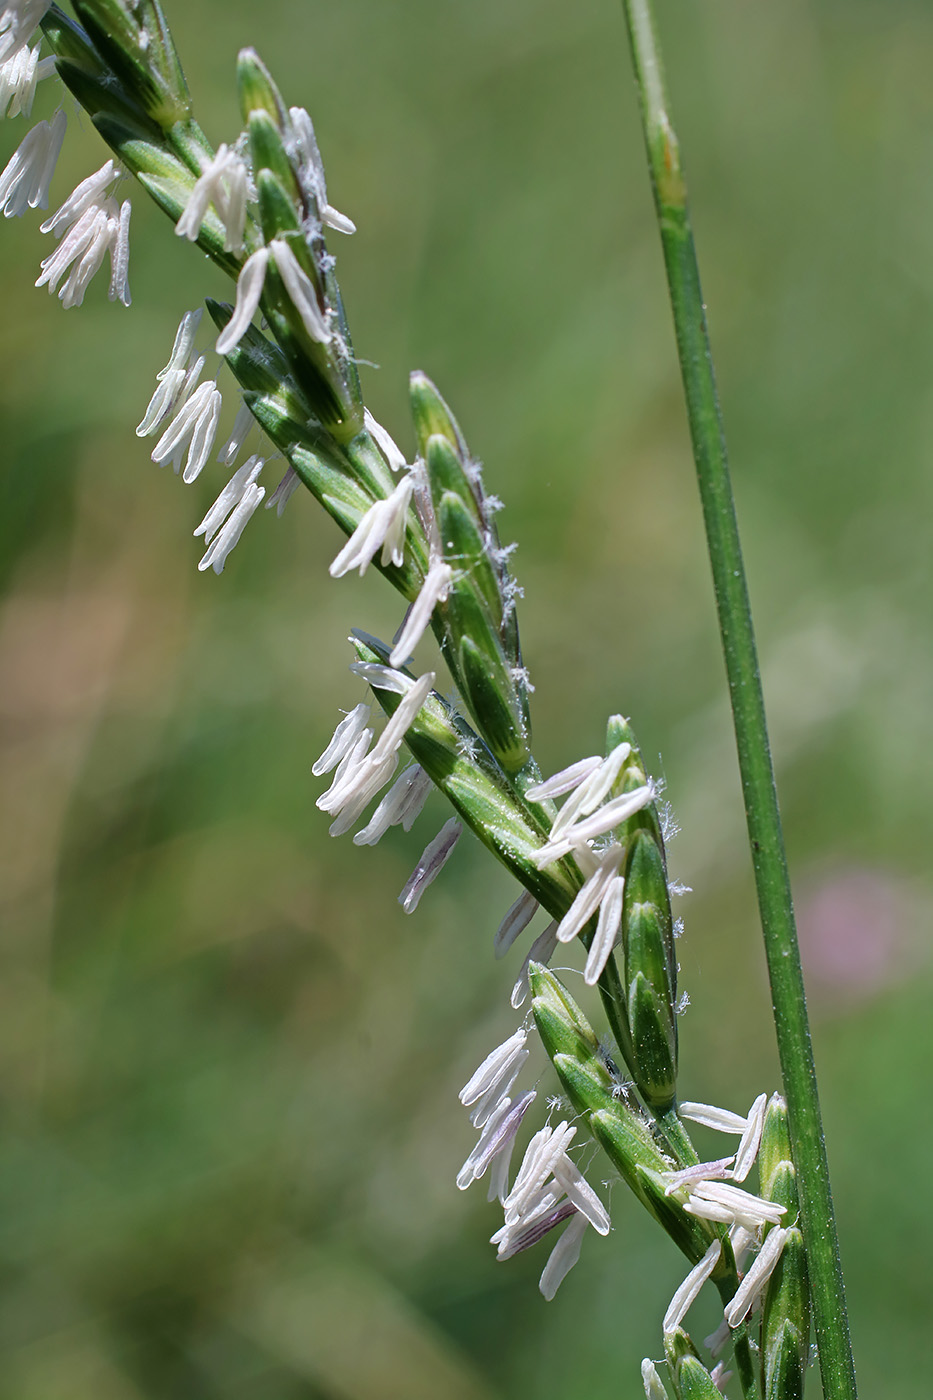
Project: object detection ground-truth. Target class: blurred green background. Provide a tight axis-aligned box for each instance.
[1,0,930,1395]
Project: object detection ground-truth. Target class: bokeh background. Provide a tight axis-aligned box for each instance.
[1,1,930,1395]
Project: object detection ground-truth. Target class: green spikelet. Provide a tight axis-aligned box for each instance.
[352,639,579,909]
[410,373,533,771]
[599,716,679,1112]
[663,1328,722,1400]
[760,1094,811,1400]
[530,965,721,1268]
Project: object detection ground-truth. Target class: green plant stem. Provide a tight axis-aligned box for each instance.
[619,4,858,1399]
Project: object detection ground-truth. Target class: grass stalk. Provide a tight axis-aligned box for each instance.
[619,4,858,1397]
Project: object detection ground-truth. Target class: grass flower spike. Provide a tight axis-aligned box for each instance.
[0,3,860,1397]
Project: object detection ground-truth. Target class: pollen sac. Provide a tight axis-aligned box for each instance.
[760,1096,810,1400]
[605,716,679,1113]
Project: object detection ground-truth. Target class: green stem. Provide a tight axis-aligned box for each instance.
[719,1309,760,1400]
[619,4,858,1399]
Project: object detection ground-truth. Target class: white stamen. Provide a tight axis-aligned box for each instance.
[222,156,248,253]
[198,481,265,574]
[468,1046,529,1130]
[504,1122,577,1218]
[729,1223,755,1272]
[159,309,203,380]
[353,763,429,846]
[710,1362,733,1395]
[40,157,116,235]
[312,703,371,777]
[194,454,265,545]
[136,369,187,437]
[215,246,269,354]
[683,1181,786,1231]
[555,844,624,943]
[663,1157,736,1194]
[487,1135,515,1205]
[348,661,412,695]
[525,756,602,803]
[459,1028,527,1109]
[0,112,63,217]
[288,103,356,234]
[370,671,434,765]
[536,785,655,865]
[326,754,399,837]
[329,473,414,577]
[662,1239,721,1335]
[36,196,124,308]
[682,1197,732,1225]
[389,562,452,667]
[494,889,539,958]
[511,920,559,1009]
[492,1197,574,1257]
[545,779,595,842]
[265,466,300,516]
[217,399,255,466]
[317,730,399,829]
[543,745,632,840]
[583,873,625,984]
[457,1093,515,1191]
[108,197,131,305]
[476,1091,535,1185]
[724,1227,788,1328]
[574,742,633,816]
[457,1090,536,1191]
[317,729,374,808]
[538,1212,588,1301]
[151,379,223,480]
[364,407,407,472]
[732,1092,767,1183]
[641,1359,671,1400]
[28,104,65,210]
[179,353,205,402]
[551,1154,610,1234]
[680,1102,750,1135]
[0,1,50,66]
[0,43,53,120]
[175,143,249,253]
[395,764,432,830]
[504,1180,564,1232]
[133,310,204,433]
[322,202,355,234]
[398,816,461,914]
[704,1318,731,1358]
[269,237,331,342]
[142,358,202,452]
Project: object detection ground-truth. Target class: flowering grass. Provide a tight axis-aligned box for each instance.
[0,2,929,1397]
